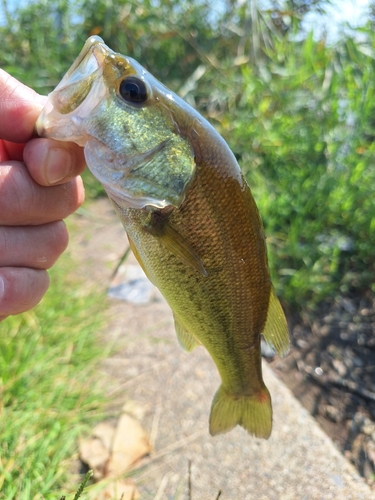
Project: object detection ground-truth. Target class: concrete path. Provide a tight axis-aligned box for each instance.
[71,199,374,499]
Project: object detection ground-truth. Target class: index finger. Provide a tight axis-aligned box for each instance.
[0,69,45,143]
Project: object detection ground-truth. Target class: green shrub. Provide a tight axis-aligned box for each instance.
[210,32,375,307]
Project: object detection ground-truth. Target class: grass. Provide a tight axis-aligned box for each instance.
[0,251,109,499]
[59,470,93,500]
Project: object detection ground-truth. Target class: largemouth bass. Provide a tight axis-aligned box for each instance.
[36,36,289,438]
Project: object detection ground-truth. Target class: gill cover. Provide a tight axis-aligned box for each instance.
[36,36,196,209]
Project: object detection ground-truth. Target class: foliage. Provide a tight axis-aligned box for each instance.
[59,470,93,500]
[1,0,374,308]
[0,0,79,92]
[207,32,375,306]
[0,253,107,499]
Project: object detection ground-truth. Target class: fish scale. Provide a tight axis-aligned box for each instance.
[36,36,290,438]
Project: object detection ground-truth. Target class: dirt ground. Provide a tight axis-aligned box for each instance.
[270,295,375,487]
[70,198,375,494]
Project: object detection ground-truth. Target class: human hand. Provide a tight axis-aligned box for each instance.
[0,69,86,321]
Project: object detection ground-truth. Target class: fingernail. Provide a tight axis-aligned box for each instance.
[44,148,72,185]
[0,275,7,319]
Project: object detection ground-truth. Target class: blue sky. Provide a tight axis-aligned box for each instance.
[0,0,373,35]
[302,0,372,41]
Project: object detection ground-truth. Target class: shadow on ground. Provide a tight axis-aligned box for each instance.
[271,296,375,485]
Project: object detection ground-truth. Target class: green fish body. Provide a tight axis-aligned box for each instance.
[37,36,289,438]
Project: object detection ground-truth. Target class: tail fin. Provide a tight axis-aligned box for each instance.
[209,385,272,439]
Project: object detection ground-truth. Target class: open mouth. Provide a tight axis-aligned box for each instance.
[55,36,109,91]
[35,36,112,141]
[47,37,112,115]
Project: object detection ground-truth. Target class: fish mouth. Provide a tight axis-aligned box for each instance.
[48,35,112,104]
[35,36,114,142]
[60,36,109,86]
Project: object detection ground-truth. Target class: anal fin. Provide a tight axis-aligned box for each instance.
[263,288,290,357]
[174,314,200,352]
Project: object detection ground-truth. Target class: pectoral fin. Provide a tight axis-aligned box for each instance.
[145,211,208,277]
[173,314,200,352]
[262,288,290,357]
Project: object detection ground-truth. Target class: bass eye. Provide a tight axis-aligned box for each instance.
[119,77,148,104]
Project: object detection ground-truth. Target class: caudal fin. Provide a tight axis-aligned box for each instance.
[209,385,272,439]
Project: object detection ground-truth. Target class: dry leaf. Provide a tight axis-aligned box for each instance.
[94,479,140,500]
[121,400,148,421]
[107,414,152,476]
[79,423,115,480]
[79,414,151,482]
[93,422,116,451]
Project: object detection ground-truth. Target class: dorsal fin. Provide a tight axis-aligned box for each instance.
[262,288,290,357]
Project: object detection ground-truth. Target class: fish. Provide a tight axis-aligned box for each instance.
[36,36,290,438]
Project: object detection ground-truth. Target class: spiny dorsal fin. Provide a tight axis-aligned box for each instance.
[262,288,290,357]
[173,314,200,352]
